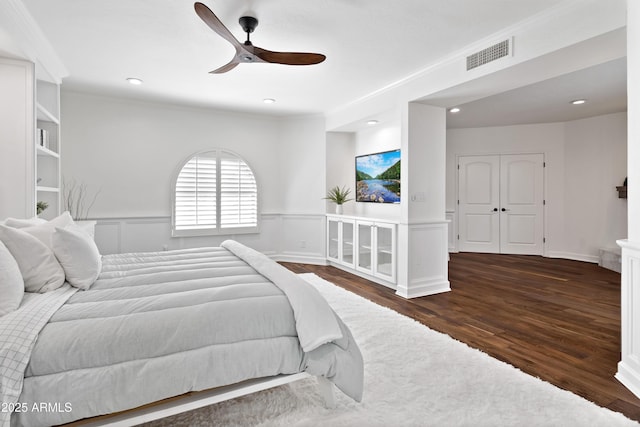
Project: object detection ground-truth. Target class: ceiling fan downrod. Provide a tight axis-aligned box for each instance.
[239,16,258,45]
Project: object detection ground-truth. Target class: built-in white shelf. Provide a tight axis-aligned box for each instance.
[36,103,60,124]
[37,186,60,193]
[35,80,61,219]
[36,145,60,158]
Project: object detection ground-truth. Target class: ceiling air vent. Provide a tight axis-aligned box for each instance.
[466,39,511,71]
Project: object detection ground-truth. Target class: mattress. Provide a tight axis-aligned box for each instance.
[11,241,363,426]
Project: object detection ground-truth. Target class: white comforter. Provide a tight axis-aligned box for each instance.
[9,241,363,426]
[0,286,76,427]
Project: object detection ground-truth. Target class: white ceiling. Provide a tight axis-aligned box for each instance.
[444,57,627,129]
[21,0,578,118]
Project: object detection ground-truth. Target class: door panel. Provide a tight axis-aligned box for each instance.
[458,156,500,253]
[458,153,544,255]
[500,154,544,255]
[465,214,498,243]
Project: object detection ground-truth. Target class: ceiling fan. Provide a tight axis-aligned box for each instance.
[194,2,326,74]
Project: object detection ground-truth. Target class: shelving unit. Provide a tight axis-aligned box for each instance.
[35,80,61,220]
[327,214,397,287]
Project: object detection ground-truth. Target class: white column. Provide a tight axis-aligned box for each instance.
[396,102,450,298]
[616,0,640,397]
[0,57,35,219]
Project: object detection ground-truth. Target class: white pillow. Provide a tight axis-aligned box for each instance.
[0,225,66,293]
[52,225,102,290]
[73,220,97,240]
[4,217,47,228]
[21,211,74,248]
[0,240,24,316]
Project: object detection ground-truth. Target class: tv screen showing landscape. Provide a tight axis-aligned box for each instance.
[355,149,401,203]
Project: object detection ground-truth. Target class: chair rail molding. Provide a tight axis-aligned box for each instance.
[92,213,326,265]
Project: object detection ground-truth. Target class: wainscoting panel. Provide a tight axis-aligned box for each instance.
[94,220,122,254]
[122,218,172,253]
[396,221,451,299]
[93,213,326,264]
[616,239,640,398]
[280,214,326,263]
[446,211,457,253]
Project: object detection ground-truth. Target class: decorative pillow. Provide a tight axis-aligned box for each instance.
[21,211,74,248]
[73,220,97,240]
[52,225,102,290]
[4,217,48,228]
[0,225,66,293]
[0,240,24,316]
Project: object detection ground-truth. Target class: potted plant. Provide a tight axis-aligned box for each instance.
[36,201,48,216]
[324,185,353,214]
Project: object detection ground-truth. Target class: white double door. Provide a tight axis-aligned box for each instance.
[458,153,544,255]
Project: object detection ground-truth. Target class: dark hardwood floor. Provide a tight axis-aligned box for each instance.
[282,253,640,422]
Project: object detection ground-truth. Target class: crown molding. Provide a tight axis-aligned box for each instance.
[0,0,68,83]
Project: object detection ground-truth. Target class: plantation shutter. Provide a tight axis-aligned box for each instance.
[173,149,257,234]
[175,153,217,230]
[220,152,258,228]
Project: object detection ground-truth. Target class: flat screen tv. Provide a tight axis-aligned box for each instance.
[355,149,401,203]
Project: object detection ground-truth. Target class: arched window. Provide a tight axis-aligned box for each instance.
[172,150,258,236]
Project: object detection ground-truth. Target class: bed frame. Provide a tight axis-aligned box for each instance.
[64,374,336,426]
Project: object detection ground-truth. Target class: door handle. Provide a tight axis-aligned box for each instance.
[501,208,510,212]
[492,208,498,212]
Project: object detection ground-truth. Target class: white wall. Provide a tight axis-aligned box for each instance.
[62,92,282,218]
[615,0,640,401]
[276,115,327,260]
[278,115,326,214]
[446,112,627,261]
[61,92,327,261]
[629,0,640,242]
[352,120,402,221]
[564,113,627,258]
[326,131,355,214]
[324,121,403,220]
[0,57,34,219]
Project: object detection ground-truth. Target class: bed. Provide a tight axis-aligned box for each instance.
[0,230,363,427]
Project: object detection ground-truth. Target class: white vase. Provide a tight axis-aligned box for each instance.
[335,204,343,215]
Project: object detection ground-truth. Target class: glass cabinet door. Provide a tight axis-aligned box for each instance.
[327,219,339,261]
[357,222,373,272]
[375,223,395,280]
[342,220,355,267]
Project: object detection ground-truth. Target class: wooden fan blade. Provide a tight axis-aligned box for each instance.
[210,59,240,74]
[253,47,326,66]
[194,2,242,50]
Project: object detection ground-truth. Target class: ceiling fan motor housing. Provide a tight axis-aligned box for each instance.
[239,16,258,34]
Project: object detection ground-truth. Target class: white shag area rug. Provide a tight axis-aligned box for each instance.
[144,273,638,427]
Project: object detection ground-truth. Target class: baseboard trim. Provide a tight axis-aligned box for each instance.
[395,279,451,299]
[546,251,599,264]
[273,254,327,265]
[616,362,640,399]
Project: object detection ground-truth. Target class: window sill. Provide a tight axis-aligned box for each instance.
[171,226,259,238]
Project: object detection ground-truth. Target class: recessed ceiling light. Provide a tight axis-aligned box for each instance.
[367,120,379,125]
[449,107,461,113]
[263,98,276,104]
[126,78,143,85]
[571,99,586,105]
